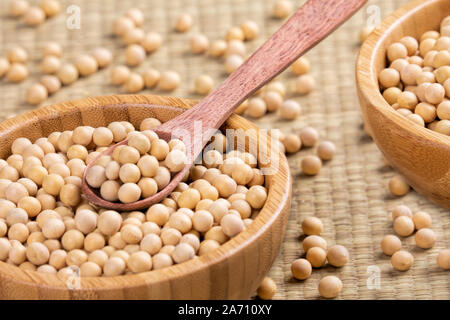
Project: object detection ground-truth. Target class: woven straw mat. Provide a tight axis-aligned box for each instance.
[0,0,448,300]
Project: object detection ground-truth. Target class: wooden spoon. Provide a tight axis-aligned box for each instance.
[83,0,367,210]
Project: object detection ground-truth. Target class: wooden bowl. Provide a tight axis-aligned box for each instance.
[0,95,291,299]
[356,0,450,209]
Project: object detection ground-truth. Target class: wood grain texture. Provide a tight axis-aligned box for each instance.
[83,0,367,211]
[356,0,450,209]
[0,94,291,299]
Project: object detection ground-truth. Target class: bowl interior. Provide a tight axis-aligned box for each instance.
[0,94,290,297]
[370,1,448,79]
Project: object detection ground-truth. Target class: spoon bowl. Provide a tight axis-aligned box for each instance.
[82,137,192,211]
[356,0,450,209]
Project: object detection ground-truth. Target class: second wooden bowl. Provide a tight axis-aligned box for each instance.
[356,0,450,209]
[0,94,291,299]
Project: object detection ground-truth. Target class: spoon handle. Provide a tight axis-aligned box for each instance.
[161,0,366,140]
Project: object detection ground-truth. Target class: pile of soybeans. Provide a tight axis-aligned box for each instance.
[0,117,268,277]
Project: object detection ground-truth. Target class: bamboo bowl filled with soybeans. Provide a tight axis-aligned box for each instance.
[0,94,291,299]
[356,0,450,209]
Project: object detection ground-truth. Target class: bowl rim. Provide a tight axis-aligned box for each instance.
[0,94,291,293]
[356,0,450,146]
